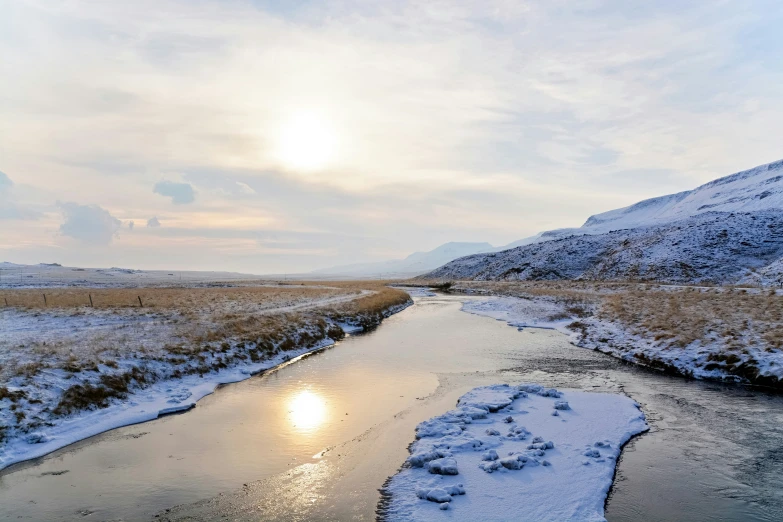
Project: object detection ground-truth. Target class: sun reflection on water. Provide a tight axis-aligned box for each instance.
[288,389,327,432]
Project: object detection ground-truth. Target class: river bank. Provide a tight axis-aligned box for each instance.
[438,281,783,388]
[0,284,411,471]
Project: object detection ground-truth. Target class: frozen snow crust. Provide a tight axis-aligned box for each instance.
[383,384,648,521]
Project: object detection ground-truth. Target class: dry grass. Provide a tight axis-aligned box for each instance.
[1,282,402,373]
[53,366,151,415]
[326,285,410,317]
[452,281,783,351]
[449,280,782,385]
[0,284,354,310]
[0,282,412,424]
[599,287,783,353]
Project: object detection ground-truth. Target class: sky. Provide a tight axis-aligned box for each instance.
[1,0,783,274]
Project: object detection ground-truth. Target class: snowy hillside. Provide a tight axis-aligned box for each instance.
[425,160,783,285]
[582,159,783,232]
[312,242,494,277]
[426,210,783,284]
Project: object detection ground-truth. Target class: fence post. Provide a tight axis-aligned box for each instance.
[43,293,47,306]
[138,296,143,307]
[89,294,93,307]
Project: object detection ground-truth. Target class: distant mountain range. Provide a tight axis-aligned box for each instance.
[425,159,783,285]
[311,242,497,277]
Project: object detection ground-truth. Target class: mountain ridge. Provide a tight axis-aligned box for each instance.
[311,241,495,277]
[423,159,783,285]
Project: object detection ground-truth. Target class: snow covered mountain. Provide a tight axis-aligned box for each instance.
[425,159,783,285]
[311,241,495,277]
[582,159,783,232]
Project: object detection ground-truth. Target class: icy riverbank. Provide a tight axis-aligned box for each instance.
[0,299,412,471]
[461,292,783,387]
[382,383,648,521]
[0,337,334,471]
[462,296,579,338]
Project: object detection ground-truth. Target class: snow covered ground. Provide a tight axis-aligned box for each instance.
[0,286,412,471]
[383,383,648,521]
[0,336,335,471]
[0,262,269,289]
[462,296,578,339]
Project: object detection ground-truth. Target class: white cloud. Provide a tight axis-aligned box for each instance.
[128,220,135,230]
[58,202,121,244]
[147,216,161,227]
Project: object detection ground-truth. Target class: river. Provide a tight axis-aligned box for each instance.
[1,294,781,521]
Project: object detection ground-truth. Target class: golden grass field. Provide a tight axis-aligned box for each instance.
[0,283,351,310]
[1,281,408,365]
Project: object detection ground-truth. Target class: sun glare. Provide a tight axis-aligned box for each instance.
[288,389,327,432]
[277,110,337,171]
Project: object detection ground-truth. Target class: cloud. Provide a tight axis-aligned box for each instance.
[0,171,41,220]
[128,220,135,230]
[0,171,12,193]
[147,216,161,227]
[181,171,258,198]
[153,181,195,204]
[58,202,122,244]
[236,181,256,195]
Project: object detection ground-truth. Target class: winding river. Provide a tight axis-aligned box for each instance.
[1,294,782,521]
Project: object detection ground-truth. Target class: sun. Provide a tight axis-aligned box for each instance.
[277,110,337,171]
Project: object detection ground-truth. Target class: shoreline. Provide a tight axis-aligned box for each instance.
[451,288,783,390]
[0,300,413,472]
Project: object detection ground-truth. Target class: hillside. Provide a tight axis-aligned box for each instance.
[424,160,783,285]
[581,159,783,233]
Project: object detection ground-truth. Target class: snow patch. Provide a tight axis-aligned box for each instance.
[383,384,648,521]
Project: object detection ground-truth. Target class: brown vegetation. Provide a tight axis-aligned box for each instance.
[0,284,353,310]
[599,287,783,353]
[1,282,412,426]
[448,280,782,386]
